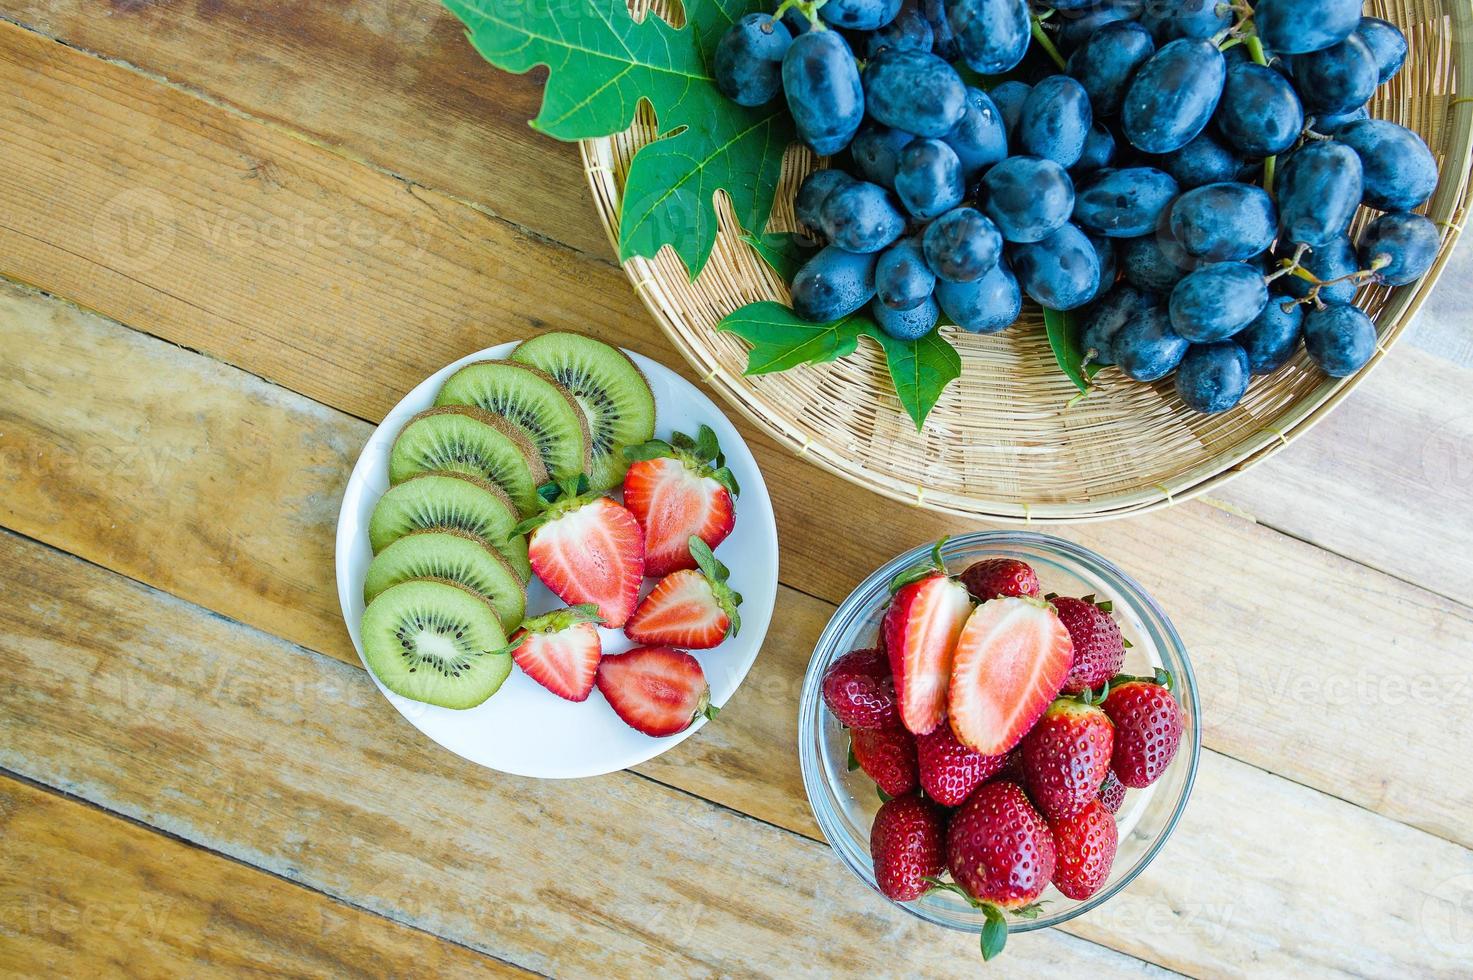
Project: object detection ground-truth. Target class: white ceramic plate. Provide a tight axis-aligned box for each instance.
[336,342,778,778]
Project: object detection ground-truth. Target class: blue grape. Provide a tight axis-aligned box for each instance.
[949,0,1031,74]
[791,246,879,322]
[944,87,1009,180]
[1312,104,1369,134]
[1120,229,1198,294]
[1067,22,1156,117]
[782,31,865,155]
[1255,0,1362,54]
[1073,167,1179,238]
[1354,17,1407,83]
[1009,223,1102,310]
[1057,0,1145,52]
[936,261,1023,333]
[876,237,937,310]
[1079,284,1148,364]
[1049,0,1108,10]
[922,207,1004,282]
[1139,0,1229,43]
[1087,233,1118,301]
[1159,132,1243,189]
[795,169,853,230]
[1175,343,1250,413]
[1237,293,1305,374]
[1169,182,1277,260]
[1293,33,1378,115]
[869,5,936,56]
[1337,119,1439,212]
[1169,261,1268,341]
[1215,62,1304,157]
[873,294,941,339]
[919,0,962,61]
[1278,236,1358,305]
[895,139,966,219]
[989,81,1032,141]
[1016,76,1094,168]
[850,125,916,188]
[1275,141,1363,247]
[714,14,793,107]
[1114,302,1190,380]
[1074,125,1118,175]
[1304,305,1376,376]
[819,180,906,253]
[864,49,968,138]
[1122,39,1227,154]
[821,0,904,30]
[1358,211,1439,286]
[979,156,1076,244]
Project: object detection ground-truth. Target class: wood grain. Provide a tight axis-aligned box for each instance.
[3,281,1472,855]
[0,775,524,977]
[0,530,1172,978]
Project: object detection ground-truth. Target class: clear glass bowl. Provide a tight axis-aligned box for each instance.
[798,531,1201,934]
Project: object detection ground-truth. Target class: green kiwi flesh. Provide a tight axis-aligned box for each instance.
[511,332,656,492]
[388,406,546,517]
[367,471,531,583]
[434,360,591,484]
[363,530,526,630]
[360,578,512,710]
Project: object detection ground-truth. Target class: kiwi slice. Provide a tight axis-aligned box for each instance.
[511,332,656,491]
[363,529,526,630]
[435,360,591,483]
[368,472,531,582]
[388,406,547,516]
[361,578,512,710]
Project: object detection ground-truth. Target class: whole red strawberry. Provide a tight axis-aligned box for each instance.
[871,793,946,901]
[946,781,1056,910]
[1050,798,1118,900]
[1097,771,1126,814]
[1054,596,1126,695]
[916,723,1008,806]
[821,647,900,730]
[852,727,918,797]
[1102,675,1183,788]
[1021,698,1114,821]
[960,558,1041,602]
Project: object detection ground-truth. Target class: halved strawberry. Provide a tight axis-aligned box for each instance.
[625,538,741,649]
[596,647,717,737]
[622,425,738,578]
[882,540,973,736]
[508,604,604,702]
[520,482,644,628]
[947,597,1074,755]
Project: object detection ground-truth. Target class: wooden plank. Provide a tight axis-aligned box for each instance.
[4,281,1473,856]
[0,531,1168,978]
[3,527,1470,975]
[0,775,523,978]
[0,0,611,258]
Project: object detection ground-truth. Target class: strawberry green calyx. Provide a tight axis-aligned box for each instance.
[689,536,742,638]
[516,603,605,635]
[889,536,954,594]
[514,478,603,535]
[1081,666,1175,704]
[625,424,741,498]
[921,878,1011,960]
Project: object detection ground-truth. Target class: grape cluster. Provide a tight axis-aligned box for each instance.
[714,0,1440,415]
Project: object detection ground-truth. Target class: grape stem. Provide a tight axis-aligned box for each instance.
[1030,16,1067,71]
[770,0,828,30]
[1275,252,1390,309]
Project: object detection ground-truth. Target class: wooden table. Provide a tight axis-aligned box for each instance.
[1,4,1470,976]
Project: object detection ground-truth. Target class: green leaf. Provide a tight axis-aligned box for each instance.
[980,905,1008,961]
[1043,306,1101,397]
[717,302,871,375]
[742,231,811,281]
[847,742,859,772]
[443,0,794,279]
[863,325,964,432]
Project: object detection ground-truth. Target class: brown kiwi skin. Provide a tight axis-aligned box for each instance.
[394,404,550,487]
[442,360,594,479]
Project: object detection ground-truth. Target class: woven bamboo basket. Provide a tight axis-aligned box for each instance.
[582,0,1473,522]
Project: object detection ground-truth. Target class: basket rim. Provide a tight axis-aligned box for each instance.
[577,6,1473,523]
